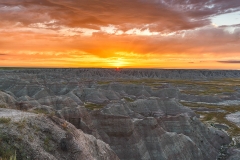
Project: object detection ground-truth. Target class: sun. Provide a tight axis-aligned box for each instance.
[109,58,127,68]
[115,61,124,68]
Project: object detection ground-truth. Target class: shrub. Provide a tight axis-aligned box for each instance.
[0,117,11,124]
[0,104,7,108]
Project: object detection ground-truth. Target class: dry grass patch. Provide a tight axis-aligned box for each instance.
[0,117,11,124]
[84,103,105,110]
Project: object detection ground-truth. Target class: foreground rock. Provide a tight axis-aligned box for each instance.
[0,109,119,160]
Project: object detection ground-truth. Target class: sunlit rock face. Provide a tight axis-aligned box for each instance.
[0,69,236,160]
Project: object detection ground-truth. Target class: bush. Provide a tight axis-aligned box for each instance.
[0,118,11,124]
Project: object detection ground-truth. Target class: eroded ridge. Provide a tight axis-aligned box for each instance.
[1,69,240,159]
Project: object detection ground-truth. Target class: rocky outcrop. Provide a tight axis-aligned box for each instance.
[91,113,204,160]
[56,98,230,160]
[0,108,119,160]
[227,148,240,160]
[37,96,79,110]
[0,69,236,159]
[86,103,230,160]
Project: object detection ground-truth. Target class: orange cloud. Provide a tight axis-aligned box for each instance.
[1,0,240,69]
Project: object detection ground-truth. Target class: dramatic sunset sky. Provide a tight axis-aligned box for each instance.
[0,0,240,69]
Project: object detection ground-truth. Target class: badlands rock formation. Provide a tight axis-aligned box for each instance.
[4,68,240,80]
[0,108,119,160]
[0,69,238,159]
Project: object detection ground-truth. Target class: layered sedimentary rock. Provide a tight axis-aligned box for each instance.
[0,69,237,159]
[0,108,119,160]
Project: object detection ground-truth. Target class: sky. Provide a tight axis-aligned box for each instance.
[0,0,240,69]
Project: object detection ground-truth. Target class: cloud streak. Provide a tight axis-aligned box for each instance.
[218,60,240,64]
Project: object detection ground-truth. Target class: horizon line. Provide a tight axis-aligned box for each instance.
[1,67,240,71]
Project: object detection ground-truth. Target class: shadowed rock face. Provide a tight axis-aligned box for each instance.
[0,69,235,159]
[160,115,230,159]
[91,114,204,160]
[87,105,230,160]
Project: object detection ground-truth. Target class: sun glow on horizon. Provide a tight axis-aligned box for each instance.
[108,58,128,68]
[1,0,240,69]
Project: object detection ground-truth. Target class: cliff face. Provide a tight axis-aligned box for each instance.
[0,69,236,159]
[0,108,119,160]
[64,100,229,160]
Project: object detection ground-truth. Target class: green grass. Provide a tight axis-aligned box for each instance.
[0,146,16,160]
[84,103,105,110]
[180,102,220,109]
[197,111,240,136]
[173,79,237,95]
[43,135,54,152]
[13,118,27,129]
[182,101,240,136]
[99,78,239,95]
[180,86,235,95]
[31,108,49,115]
[124,97,135,102]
